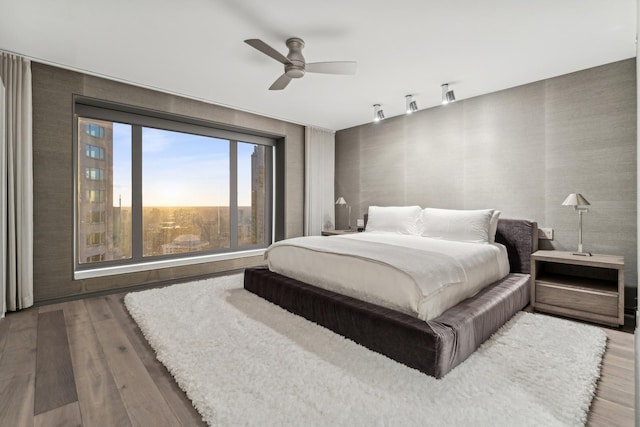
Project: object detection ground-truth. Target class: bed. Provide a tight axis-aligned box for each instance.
[244,208,538,378]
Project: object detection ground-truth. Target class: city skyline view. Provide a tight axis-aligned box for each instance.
[78,117,270,265]
[112,123,257,207]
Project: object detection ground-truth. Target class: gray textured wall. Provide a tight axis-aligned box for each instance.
[336,59,637,309]
[32,63,304,303]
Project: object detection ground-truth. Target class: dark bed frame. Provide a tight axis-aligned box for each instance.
[244,218,538,378]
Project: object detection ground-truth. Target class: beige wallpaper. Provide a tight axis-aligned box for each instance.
[336,59,637,309]
[32,63,304,303]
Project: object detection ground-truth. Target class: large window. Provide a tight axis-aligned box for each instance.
[141,128,231,257]
[75,99,274,273]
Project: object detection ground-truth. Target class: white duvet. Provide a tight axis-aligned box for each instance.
[265,233,510,321]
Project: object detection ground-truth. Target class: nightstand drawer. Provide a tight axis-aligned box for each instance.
[535,281,618,317]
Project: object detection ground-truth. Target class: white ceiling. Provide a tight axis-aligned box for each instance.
[0,0,636,131]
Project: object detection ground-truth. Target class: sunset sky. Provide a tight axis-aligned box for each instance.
[112,123,257,207]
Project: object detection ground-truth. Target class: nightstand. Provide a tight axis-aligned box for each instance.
[321,230,358,236]
[530,250,624,326]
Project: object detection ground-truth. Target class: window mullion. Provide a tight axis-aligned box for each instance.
[230,140,238,250]
[265,147,273,244]
[131,125,143,261]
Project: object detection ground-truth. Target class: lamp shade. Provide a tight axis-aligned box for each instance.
[335,197,347,205]
[562,193,590,207]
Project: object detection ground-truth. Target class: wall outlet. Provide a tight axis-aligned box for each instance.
[538,228,553,240]
[356,219,365,227]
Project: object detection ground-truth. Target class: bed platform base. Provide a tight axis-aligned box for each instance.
[244,219,537,378]
[244,268,529,378]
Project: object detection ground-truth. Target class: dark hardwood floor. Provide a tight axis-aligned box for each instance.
[0,281,634,426]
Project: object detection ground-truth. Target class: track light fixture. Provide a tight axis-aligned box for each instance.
[373,104,385,121]
[405,95,418,114]
[441,83,456,105]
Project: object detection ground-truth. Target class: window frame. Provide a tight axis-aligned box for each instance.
[73,97,276,278]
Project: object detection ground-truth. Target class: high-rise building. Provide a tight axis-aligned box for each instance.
[251,145,266,244]
[77,118,114,264]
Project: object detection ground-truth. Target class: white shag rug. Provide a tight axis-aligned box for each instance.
[124,274,607,427]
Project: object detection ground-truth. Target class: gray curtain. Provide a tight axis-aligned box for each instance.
[1,53,33,317]
[303,126,335,236]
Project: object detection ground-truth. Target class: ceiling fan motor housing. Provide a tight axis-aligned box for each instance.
[244,36,356,89]
[285,37,306,78]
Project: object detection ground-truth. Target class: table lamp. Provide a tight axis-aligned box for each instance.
[562,193,591,256]
[335,197,351,230]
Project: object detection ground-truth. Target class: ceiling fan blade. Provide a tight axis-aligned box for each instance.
[244,39,291,65]
[306,61,357,75]
[269,74,292,90]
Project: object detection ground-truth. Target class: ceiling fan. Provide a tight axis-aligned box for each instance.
[244,37,357,90]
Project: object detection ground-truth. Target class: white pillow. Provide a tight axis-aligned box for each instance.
[365,206,422,235]
[489,210,501,243]
[421,208,495,243]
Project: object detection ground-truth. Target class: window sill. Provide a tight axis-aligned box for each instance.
[74,249,266,280]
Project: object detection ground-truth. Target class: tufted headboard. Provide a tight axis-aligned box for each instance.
[494,219,538,274]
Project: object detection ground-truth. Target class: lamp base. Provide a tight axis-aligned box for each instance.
[572,251,592,257]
